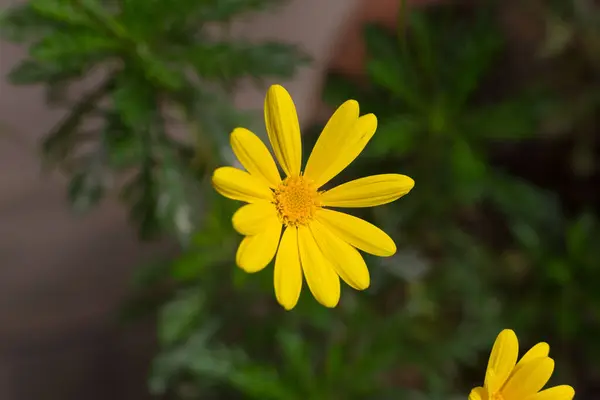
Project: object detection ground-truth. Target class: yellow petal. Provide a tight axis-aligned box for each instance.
[309,219,370,290]
[526,385,575,400]
[232,202,279,235]
[212,167,273,203]
[315,209,396,257]
[230,127,281,188]
[297,226,340,308]
[469,387,487,400]
[274,227,303,310]
[264,84,302,177]
[306,113,377,189]
[304,100,359,184]
[236,221,282,273]
[502,358,554,399]
[517,342,550,368]
[484,329,519,394]
[321,174,415,208]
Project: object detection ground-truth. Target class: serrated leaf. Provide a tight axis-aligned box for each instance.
[101,113,145,169]
[134,47,185,90]
[155,149,204,244]
[30,30,120,64]
[112,70,158,129]
[30,0,93,26]
[0,4,56,42]
[121,164,162,240]
[67,160,107,213]
[197,0,284,22]
[43,78,115,163]
[187,41,308,82]
[8,59,87,85]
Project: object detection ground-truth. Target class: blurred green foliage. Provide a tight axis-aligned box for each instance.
[4,0,600,398]
[0,0,308,240]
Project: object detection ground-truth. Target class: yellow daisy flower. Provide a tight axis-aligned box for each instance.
[469,329,575,400]
[212,84,414,310]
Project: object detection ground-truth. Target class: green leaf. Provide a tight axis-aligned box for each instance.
[566,213,597,260]
[30,0,94,26]
[364,25,422,109]
[150,326,237,394]
[450,139,487,204]
[363,23,400,61]
[187,41,308,81]
[101,113,145,169]
[366,114,423,157]
[42,78,115,163]
[0,4,56,42]
[121,164,162,240]
[407,11,436,82]
[321,72,385,113]
[30,29,120,64]
[463,99,538,140]
[158,290,205,346]
[7,59,87,85]
[229,365,298,400]
[135,47,185,90]
[155,148,204,244]
[197,0,284,22]
[112,69,158,129]
[488,172,562,231]
[67,160,107,213]
[445,20,503,107]
[182,85,253,151]
[277,331,315,392]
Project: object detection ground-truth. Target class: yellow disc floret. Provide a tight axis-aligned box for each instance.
[273,175,320,226]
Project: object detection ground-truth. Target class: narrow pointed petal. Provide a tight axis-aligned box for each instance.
[502,358,554,399]
[527,385,575,400]
[264,84,302,177]
[310,219,369,290]
[469,387,487,400]
[315,209,396,257]
[304,100,359,183]
[232,202,279,235]
[236,221,282,273]
[212,167,273,203]
[274,227,303,310]
[297,226,340,308]
[321,174,415,208]
[307,113,377,189]
[484,329,519,394]
[230,127,281,188]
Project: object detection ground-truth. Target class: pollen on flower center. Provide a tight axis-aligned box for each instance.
[272,175,320,226]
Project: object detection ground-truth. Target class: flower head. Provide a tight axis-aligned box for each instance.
[212,84,414,310]
[470,329,575,400]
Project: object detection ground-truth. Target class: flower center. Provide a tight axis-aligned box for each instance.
[273,175,320,226]
[492,393,504,400]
